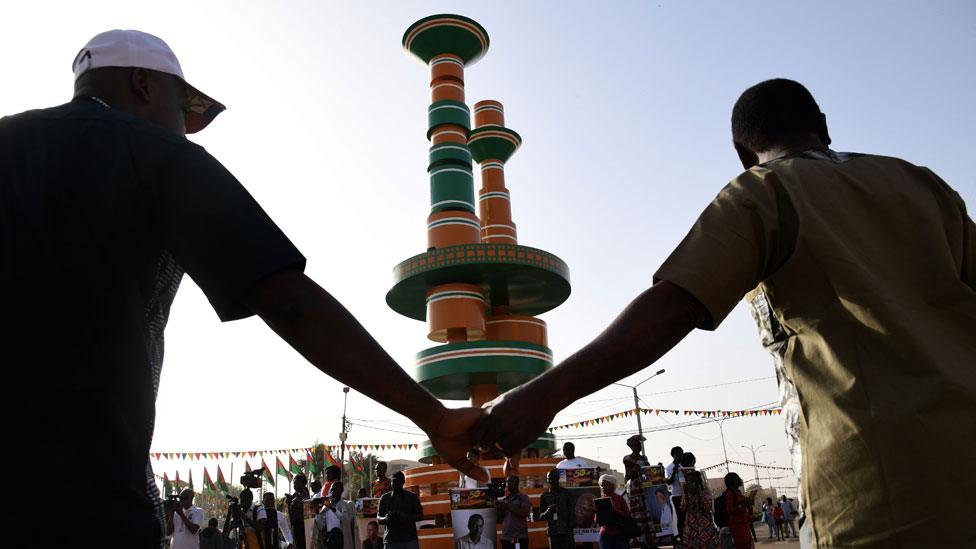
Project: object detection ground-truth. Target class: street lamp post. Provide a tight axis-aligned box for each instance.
[612,368,666,456]
[340,387,350,465]
[741,443,766,489]
[713,418,731,473]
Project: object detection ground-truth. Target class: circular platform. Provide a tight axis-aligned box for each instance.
[387,243,571,321]
[403,14,490,65]
[416,340,552,400]
[468,126,522,163]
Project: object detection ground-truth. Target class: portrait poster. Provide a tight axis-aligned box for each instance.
[558,468,601,542]
[450,489,497,549]
[642,484,678,538]
[640,465,666,488]
[355,498,384,545]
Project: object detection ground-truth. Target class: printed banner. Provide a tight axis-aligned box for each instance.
[451,489,497,549]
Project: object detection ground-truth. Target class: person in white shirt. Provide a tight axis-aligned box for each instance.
[458,449,486,489]
[314,480,345,549]
[257,492,295,549]
[456,513,493,549]
[663,447,685,540]
[168,488,205,549]
[555,442,590,469]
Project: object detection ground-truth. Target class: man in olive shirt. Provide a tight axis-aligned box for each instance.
[377,472,424,549]
[473,79,975,548]
[538,469,574,549]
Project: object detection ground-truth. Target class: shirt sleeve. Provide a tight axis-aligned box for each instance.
[279,512,294,544]
[654,167,796,329]
[156,141,306,321]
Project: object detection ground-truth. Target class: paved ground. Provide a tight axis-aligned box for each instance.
[756,538,801,548]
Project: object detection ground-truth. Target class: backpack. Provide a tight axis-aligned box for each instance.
[713,494,729,528]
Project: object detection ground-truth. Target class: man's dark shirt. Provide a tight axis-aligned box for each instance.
[377,489,423,542]
[1,99,305,547]
[539,488,573,536]
[363,537,384,549]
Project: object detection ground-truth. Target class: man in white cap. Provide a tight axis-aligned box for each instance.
[1,30,485,548]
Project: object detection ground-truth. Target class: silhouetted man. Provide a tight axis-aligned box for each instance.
[377,471,424,549]
[290,474,311,549]
[555,442,588,469]
[167,489,204,549]
[3,29,485,549]
[474,78,976,549]
[498,476,531,549]
[539,469,574,549]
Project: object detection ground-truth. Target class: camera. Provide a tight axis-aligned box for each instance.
[484,479,506,499]
[163,494,181,512]
[240,470,263,489]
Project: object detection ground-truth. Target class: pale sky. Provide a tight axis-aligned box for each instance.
[4,1,973,496]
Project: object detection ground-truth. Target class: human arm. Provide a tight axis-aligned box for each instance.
[243,269,485,480]
[502,494,532,518]
[376,494,391,525]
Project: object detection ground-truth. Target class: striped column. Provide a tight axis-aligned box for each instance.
[425,283,486,343]
[472,100,518,244]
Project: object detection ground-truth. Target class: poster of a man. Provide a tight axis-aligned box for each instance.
[456,513,494,549]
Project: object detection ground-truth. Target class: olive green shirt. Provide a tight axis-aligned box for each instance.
[655,151,976,548]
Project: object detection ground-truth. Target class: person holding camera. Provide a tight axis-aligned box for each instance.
[167,489,205,549]
[315,480,346,549]
[258,491,295,549]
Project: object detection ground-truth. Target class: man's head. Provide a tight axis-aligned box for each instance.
[71,30,223,136]
[780,495,787,502]
[294,474,308,492]
[724,472,743,490]
[240,488,254,510]
[392,471,406,492]
[264,492,276,509]
[506,475,520,494]
[562,442,575,459]
[467,514,485,541]
[329,480,344,504]
[366,521,380,539]
[680,452,696,468]
[179,488,194,509]
[208,517,219,529]
[466,449,481,464]
[670,446,683,461]
[325,465,342,481]
[310,480,323,494]
[375,461,388,478]
[546,468,560,489]
[626,435,645,453]
[357,488,368,499]
[766,497,773,504]
[731,78,830,168]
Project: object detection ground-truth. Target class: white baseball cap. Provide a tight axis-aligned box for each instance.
[72,29,225,133]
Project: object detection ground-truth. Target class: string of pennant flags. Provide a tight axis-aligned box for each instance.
[701,459,796,472]
[547,406,782,432]
[150,443,420,461]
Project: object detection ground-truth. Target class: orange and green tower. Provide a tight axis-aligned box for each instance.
[388,14,570,464]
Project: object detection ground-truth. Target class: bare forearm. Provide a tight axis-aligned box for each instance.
[249,271,444,430]
[530,281,704,409]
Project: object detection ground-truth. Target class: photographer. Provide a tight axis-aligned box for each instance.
[167,489,205,549]
[288,474,311,549]
[258,492,294,549]
[314,480,345,549]
[224,487,262,548]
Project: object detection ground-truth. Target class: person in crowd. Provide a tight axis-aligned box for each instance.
[456,513,493,549]
[198,518,223,549]
[539,469,574,549]
[655,489,675,538]
[378,471,424,549]
[3,28,487,548]
[761,497,777,541]
[312,480,324,496]
[318,466,343,498]
[679,471,719,549]
[337,485,360,549]
[373,462,393,498]
[779,496,797,538]
[680,452,696,470]
[556,442,590,469]
[595,474,630,549]
[168,488,205,549]
[622,435,649,493]
[469,78,976,549]
[458,449,485,489]
[664,447,685,540]
[363,520,384,549]
[498,475,532,549]
[290,474,311,549]
[258,491,295,549]
[723,474,756,549]
[772,501,785,541]
[315,481,345,549]
[358,488,369,499]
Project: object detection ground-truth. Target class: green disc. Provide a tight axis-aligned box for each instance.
[403,14,490,65]
[467,126,522,163]
[387,243,571,320]
[416,340,552,400]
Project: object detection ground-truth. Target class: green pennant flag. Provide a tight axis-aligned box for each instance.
[216,465,229,493]
[203,467,217,494]
[307,451,320,474]
[163,473,173,495]
[289,455,302,477]
[188,469,194,491]
[323,447,337,467]
[261,459,275,487]
[276,457,291,481]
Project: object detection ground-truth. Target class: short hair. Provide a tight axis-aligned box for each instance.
[294,474,308,484]
[732,78,824,153]
[724,472,741,489]
[392,471,406,481]
[326,465,342,477]
[468,513,484,525]
[208,517,219,528]
[670,446,683,457]
[680,452,696,467]
[367,520,379,528]
[598,474,617,488]
[563,442,575,450]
